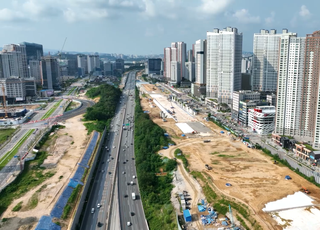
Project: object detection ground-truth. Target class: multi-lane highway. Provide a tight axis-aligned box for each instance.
[116,71,148,229]
[80,71,148,230]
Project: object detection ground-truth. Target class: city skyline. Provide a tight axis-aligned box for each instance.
[0,1,319,55]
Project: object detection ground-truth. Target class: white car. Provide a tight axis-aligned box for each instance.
[97,203,101,208]
[132,175,136,179]
[127,222,131,226]
[91,208,95,214]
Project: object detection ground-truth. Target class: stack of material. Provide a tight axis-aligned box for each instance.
[200,210,218,225]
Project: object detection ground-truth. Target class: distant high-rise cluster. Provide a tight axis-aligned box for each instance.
[162,28,320,148]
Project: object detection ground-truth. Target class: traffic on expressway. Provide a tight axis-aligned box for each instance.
[80,71,148,230]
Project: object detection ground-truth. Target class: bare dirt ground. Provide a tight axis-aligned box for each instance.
[139,88,320,230]
[0,114,91,230]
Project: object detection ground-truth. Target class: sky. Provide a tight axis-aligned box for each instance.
[0,0,319,55]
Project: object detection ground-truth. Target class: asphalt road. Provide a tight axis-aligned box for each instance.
[117,71,148,230]
[80,71,148,230]
[80,72,131,230]
[80,101,126,230]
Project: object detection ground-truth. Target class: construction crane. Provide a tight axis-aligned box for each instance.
[229,204,235,229]
[1,84,8,118]
[58,37,67,59]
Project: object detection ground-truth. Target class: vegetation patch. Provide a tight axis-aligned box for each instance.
[65,101,79,112]
[62,185,82,220]
[0,129,16,145]
[84,84,121,133]
[217,154,235,158]
[12,201,23,212]
[174,148,189,172]
[134,87,177,230]
[26,193,39,210]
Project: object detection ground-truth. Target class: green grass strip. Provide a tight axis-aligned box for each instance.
[0,129,35,170]
[41,99,63,120]
[67,87,76,96]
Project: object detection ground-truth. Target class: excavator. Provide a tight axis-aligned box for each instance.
[301,187,310,194]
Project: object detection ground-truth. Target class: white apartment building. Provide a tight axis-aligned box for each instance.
[194,39,206,84]
[248,106,276,134]
[206,27,242,104]
[77,55,87,74]
[275,33,305,136]
[87,55,100,73]
[163,47,171,80]
[252,29,286,91]
[185,62,195,82]
[170,61,179,83]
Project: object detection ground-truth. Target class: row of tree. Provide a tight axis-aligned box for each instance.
[134,87,177,229]
[84,84,121,131]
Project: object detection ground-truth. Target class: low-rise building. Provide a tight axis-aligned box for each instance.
[248,106,275,135]
[238,100,257,126]
[293,143,320,163]
[232,90,261,121]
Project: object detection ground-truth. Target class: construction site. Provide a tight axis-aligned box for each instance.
[138,83,320,230]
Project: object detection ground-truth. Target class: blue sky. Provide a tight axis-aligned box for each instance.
[0,0,318,55]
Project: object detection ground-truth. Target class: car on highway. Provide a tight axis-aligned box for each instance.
[124,194,128,198]
[97,203,101,208]
[130,181,134,185]
[122,171,126,174]
[123,161,126,164]
[101,170,105,173]
[127,222,131,227]
[91,208,95,214]
[130,212,135,216]
[132,175,136,179]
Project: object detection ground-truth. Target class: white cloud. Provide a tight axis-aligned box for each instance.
[265,11,275,25]
[198,0,232,15]
[232,9,260,24]
[0,0,144,23]
[299,5,311,17]
[141,0,181,19]
[0,8,26,22]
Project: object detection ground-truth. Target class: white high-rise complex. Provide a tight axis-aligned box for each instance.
[163,42,187,85]
[206,27,242,103]
[252,29,295,91]
[275,33,305,136]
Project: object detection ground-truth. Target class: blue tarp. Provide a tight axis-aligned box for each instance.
[285,175,291,180]
[220,131,224,134]
[226,183,232,187]
[198,205,206,212]
[35,215,61,230]
[181,134,186,137]
[183,209,192,222]
[222,221,228,226]
[163,146,168,149]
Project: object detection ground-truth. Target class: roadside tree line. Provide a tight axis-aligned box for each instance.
[134,87,177,230]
